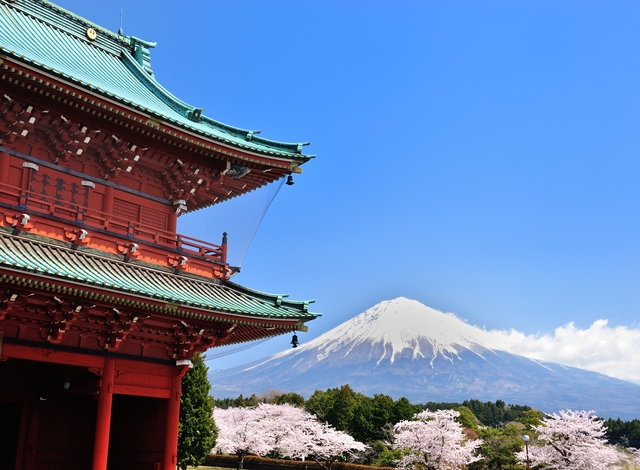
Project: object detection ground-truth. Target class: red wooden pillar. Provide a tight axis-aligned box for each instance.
[92,356,115,470]
[163,364,190,470]
[103,186,114,214]
[168,211,177,234]
[0,151,9,184]
[221,232,228,264]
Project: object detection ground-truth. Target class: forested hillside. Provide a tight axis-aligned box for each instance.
[213,384,638,447]
[213,384,639,469]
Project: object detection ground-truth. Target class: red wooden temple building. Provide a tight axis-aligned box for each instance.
[0,1,319,469]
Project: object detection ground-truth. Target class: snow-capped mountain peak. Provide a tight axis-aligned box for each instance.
[284,297,494,365]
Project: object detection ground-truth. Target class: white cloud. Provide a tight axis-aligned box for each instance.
[479,320,640,385]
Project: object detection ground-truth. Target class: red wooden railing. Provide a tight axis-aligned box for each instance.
[0,181,226,264]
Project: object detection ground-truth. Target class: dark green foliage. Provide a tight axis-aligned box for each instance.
[327,384,358,431]
[178,353,218,470]
[213,396,240,409]
[236,394,247,407]
[463,399,508,427]
[214,394,248,408]
[306,388,334,423]
[502,404,535,423]
[276,392,306,407]
[305,386,420,446]
[369,441,406,467]
[420,399,536,428]
[391,397,420,423]
[453,406,480,429]
[604,418,640,448]
[306,385,359,431]
[468,425,525,470]
[513,409,543,431]
[350,394,395,443]
[421,401,461,412]
[245,393,259,407]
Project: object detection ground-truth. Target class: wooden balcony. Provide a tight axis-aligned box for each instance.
[0,180,231,279]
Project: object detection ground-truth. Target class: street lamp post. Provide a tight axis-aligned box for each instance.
[523,434,531,470]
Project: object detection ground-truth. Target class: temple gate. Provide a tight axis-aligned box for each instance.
[0,1,318,469]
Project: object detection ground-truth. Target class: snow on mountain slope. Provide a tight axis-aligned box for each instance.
[210,298,640,419]
[301,297,492,363]
[245,297,496,370]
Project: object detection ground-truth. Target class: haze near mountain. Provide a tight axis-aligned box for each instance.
[210,297,640,419]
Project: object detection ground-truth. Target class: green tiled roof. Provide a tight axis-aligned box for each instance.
[0,0,312,160]
[0,228,319,323]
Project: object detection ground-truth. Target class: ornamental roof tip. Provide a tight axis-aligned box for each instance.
[0,0,314,160]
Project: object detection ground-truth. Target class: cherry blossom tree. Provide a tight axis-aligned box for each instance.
[280,420,368,470]
[214,403,367,470]
[392,409,483,470]
[213,406,272,470]
[516,409,624,469]
[618,446,640,469]
[254,403,317,458]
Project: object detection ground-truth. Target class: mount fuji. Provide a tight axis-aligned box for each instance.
[209,297,640,419]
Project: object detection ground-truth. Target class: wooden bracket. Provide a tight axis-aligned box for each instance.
[103,309,145,352]
[63,227,90,244]
[40,297,85,344]
[167,254,188,269]
[3,212,34,231]
[116,241,140,258]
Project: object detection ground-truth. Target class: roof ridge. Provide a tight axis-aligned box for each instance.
[1,1,314,159]
[14,0,135,55]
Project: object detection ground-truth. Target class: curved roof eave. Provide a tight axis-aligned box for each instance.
[0,0,314,162]
[0,229,321,323]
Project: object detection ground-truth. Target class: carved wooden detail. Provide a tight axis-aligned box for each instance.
[0,96,34,143]
[101,308,147,352]
[0,289,20,321]
[96,134,142,180]
[213,324,237,347]
[40,296,86,345]
[46,115,90,163]
[172,320,215,359]
[162,159,213,205]
[0,283,248,360]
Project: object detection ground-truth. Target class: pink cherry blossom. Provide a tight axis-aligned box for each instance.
[516,409,625,469]
[392,409,483,470]
[214,404,367,470]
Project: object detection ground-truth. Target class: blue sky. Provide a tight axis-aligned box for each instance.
[55,1,639,375]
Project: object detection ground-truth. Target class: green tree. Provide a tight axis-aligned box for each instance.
[326,384,357,432]
[454,405,480,430]
[235,394,246,407]
[276,392,305,407]
[306,389,332,422]
[370,440,406,467]
[178,353,218,470]
[392,397,420,423]
[514,409,543,431]
[604,417,640,447]
[350,395,376,443]
[246,393,259,407]
[469,425,524,470]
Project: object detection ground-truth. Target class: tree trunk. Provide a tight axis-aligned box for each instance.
[313,457,329,470]
[237,453,245,470]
